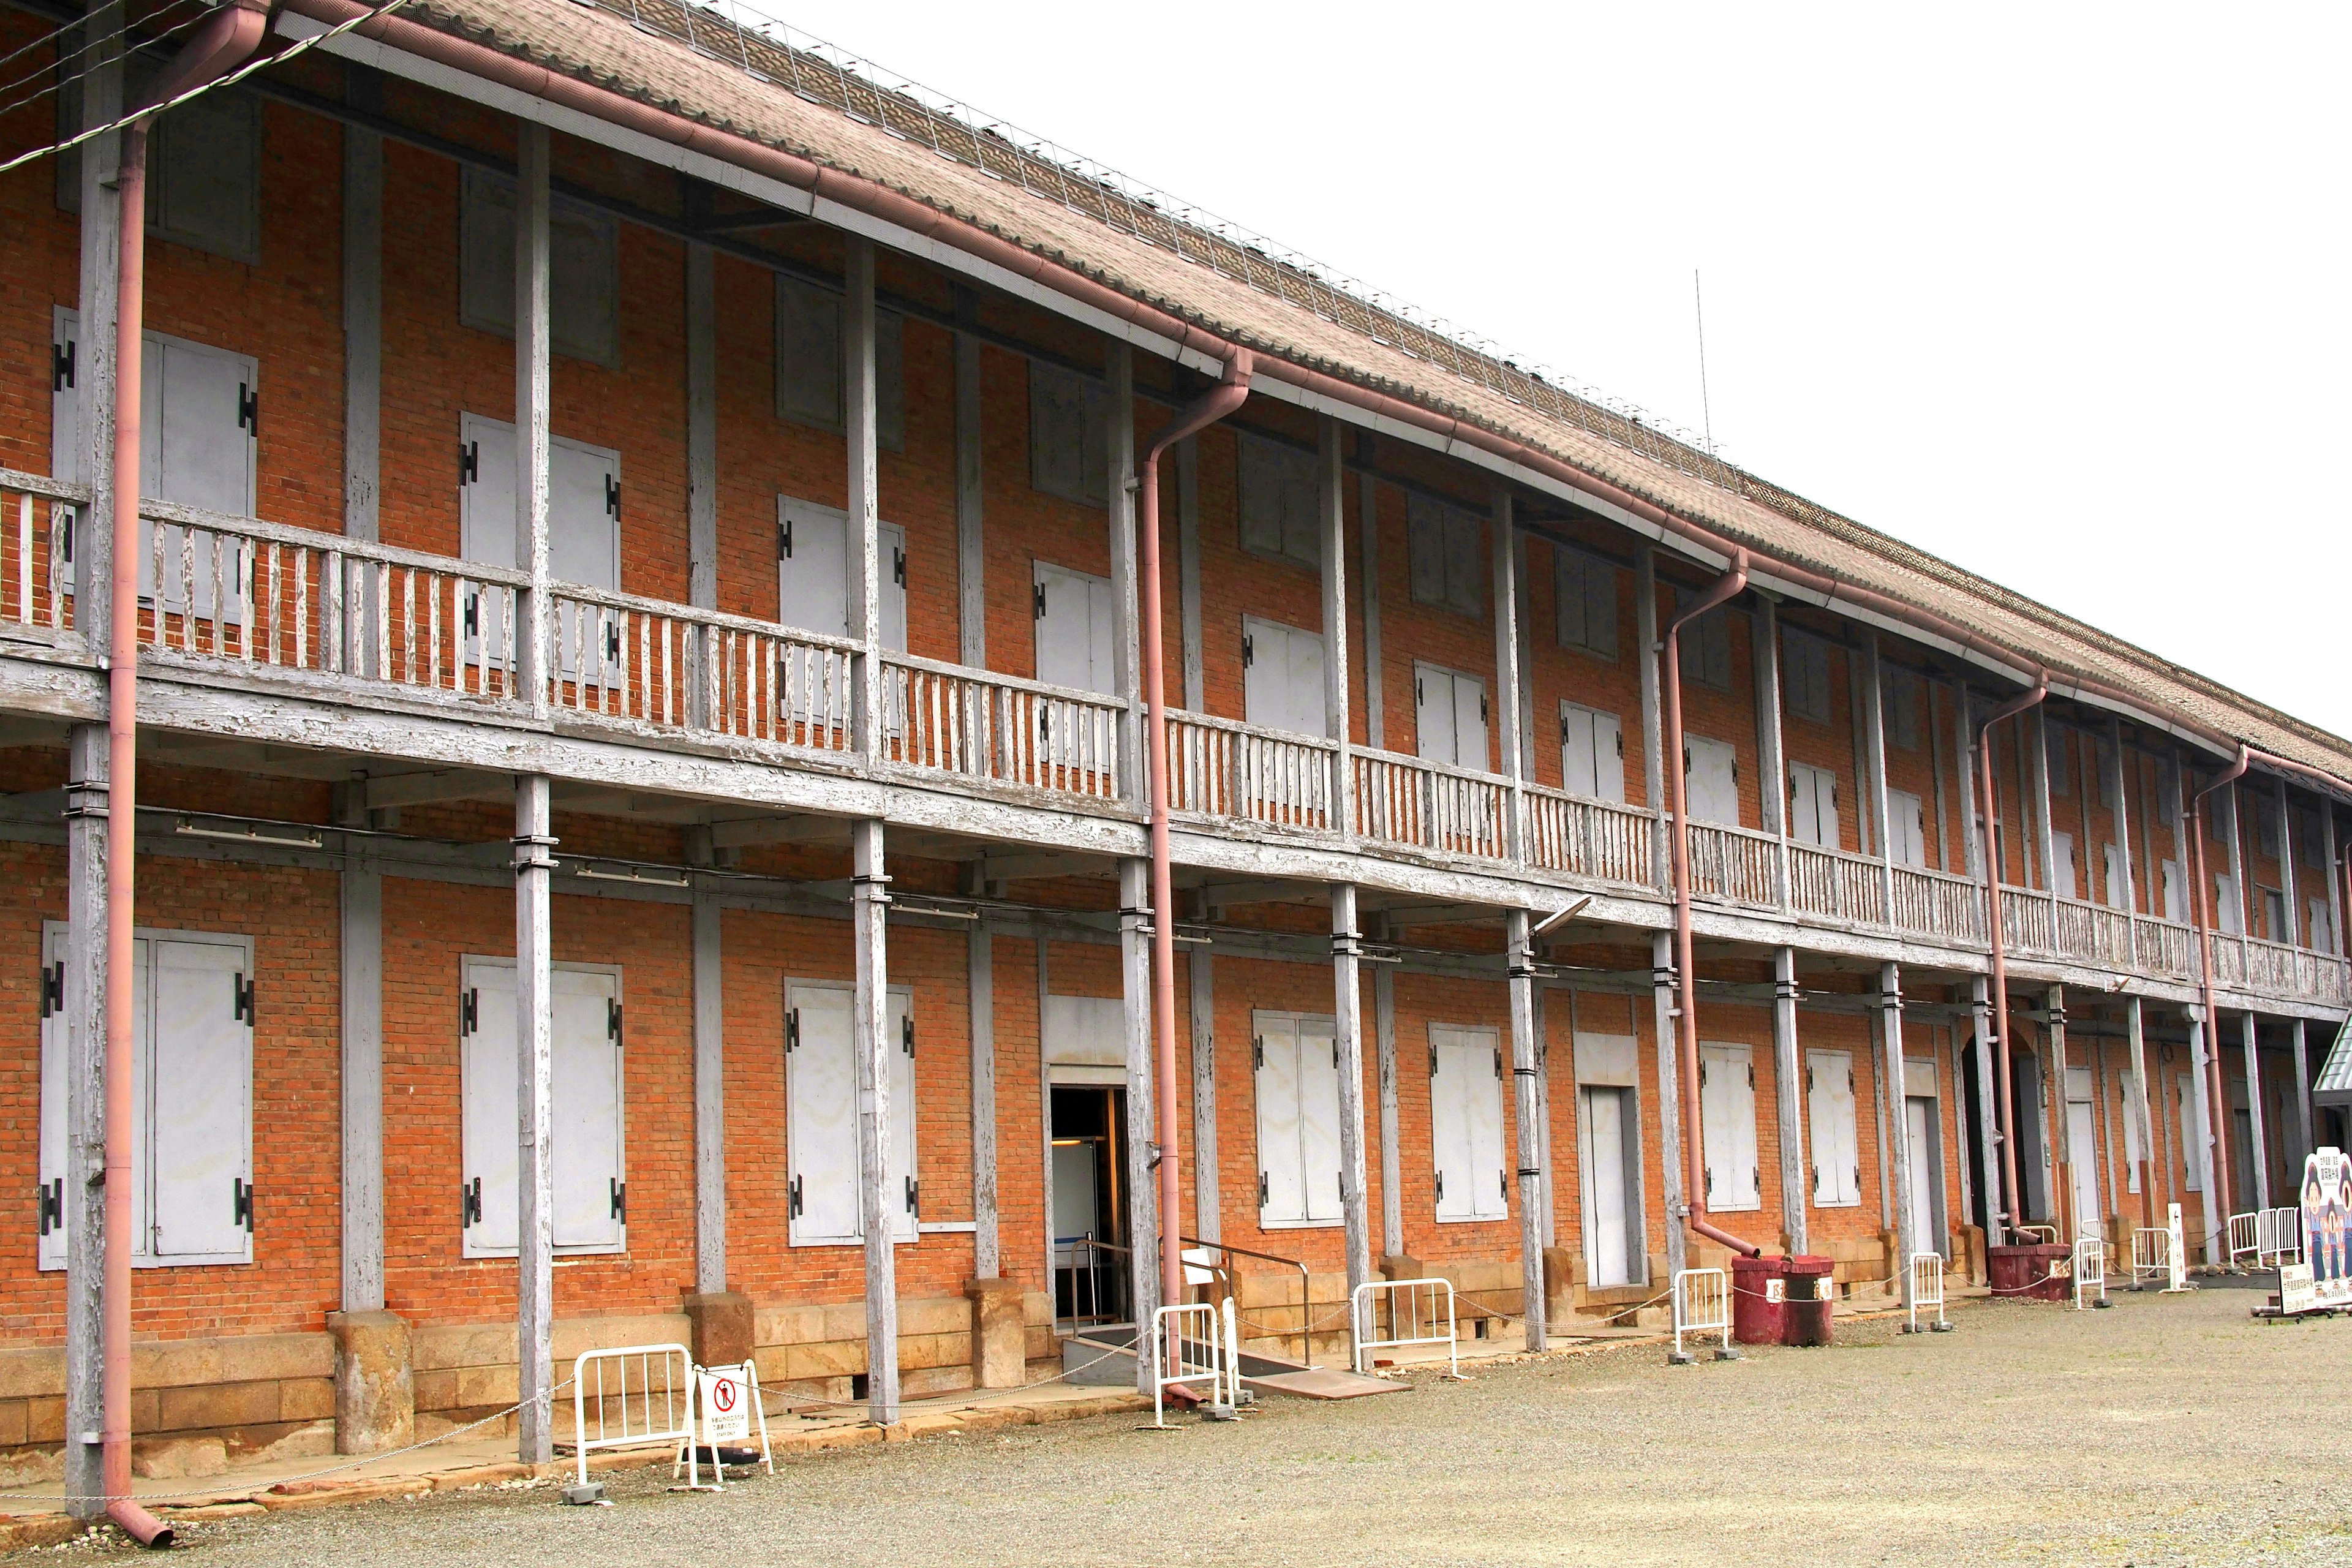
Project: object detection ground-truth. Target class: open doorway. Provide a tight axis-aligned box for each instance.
[1051,1085,1131,1329]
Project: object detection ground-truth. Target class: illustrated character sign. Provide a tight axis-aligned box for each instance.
[2289,1148,2352,1311]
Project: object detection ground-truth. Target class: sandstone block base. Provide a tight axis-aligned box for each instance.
[964,1279,1023,1390]
[327,1311,413,1457]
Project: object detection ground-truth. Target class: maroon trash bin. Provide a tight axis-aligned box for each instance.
[1781,1254,1836,1346]
[1729,1254,1787,1345]
[1987,1242,2070,1303]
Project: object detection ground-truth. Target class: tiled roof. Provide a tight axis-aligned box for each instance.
[383,0,2352,783]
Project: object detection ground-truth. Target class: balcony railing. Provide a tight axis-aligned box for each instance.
[5,498,2338,1008]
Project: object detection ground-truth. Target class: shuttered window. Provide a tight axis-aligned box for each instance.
[1553,544,1617,658]
[1789,762,1840,848]
[1685,735,1740,827]
[2045,725,2073,797]
[1559,703,1626,803]
[1430,1025,1507,1223]
[1698,1042,1760,1211]
[1414,662,1488,772]
[456,414,620,590]
[459,167,620,367]
[776,497,907,652]
[40,924,256,1270]
[1887,788,1927,868]
[1030,360,1110,505]
[1236,432,1319,570]
[59,77,260,263]
[460,959,627,1258]
[1253,1012,1343,1227]
[1883,671,1921,750]
[1242,616,1327,738]
[1782,628,1833,723]
[785,981,917,1246]
[1406,494,1482,617]
[1034,562,1117,696]
[773,275,905,450]
[1675,588,1735,690]
[1806,1048,1861,1207]
[2050,831,2078,900]
[52,309,258,523]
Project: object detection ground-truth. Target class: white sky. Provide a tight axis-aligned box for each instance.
[780,1,2351,737]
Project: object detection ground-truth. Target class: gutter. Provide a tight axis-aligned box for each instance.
[1974,677,2047,1240]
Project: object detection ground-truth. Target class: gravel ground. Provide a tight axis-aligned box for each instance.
[37,1284,2352,1567]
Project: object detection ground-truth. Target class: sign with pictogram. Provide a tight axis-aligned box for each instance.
[698,1365,751,1445]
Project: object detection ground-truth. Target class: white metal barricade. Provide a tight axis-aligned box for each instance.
[2072,1235,2108,1309]
[2256,1206,2302,1266]
[2131,1226,2171,1284]
[1670,1267,1732,1363]
[1149,1303,1232,1429]
[1350,1277,1459,1377]
[2227,1211,2261,1267]
[1906,1252,1951,1332]
[571,1343,699,1492]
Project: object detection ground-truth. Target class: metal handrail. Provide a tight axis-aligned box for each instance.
[1054,1236,1131,1343]
[1180,1235,1314,1368]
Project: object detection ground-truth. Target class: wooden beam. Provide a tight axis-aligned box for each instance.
[979,851,1109,883]
[708,814,843,850]
[361,769,503,812]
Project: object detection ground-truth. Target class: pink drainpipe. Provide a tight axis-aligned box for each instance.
[1659,551,1760,1259]
[105,0,270,1544]
[1134,353,1253,1306]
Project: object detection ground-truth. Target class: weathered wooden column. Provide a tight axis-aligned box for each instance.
[1507,910,1545,1349]
[1332,886,1372,1299]
[2241,1011,2267,1210]
[1880,963,1916,1311]
[1972,977,2004,1248]
[692,886,726,1295]
[1491,488,1525,856]
[2124,995,2157,1227]
[2276,778,2298,947]
[1862,633,1896,916]
[954,286,986,669]
[845,235,882,764]
[1188,950,1218,1245]
[2044,984,2072,1240]
[2291,1019,2313,1172]
[2185,1008,2221,1261]
[514,122,552,717]
[850,820,899,1422]
[1652,930,1685,1280]
[2108,717,2138,933]
[1176,435,1202,711]
[1636,548,1668,891]
[340,810,384,1313]
[1118,858,1159,1387]
[2324,810,2345,957]
[513,775,557,1464]
[1753,595,1790,907]
[969,921,998,1278]
[1321,417,1354,826]
[1772,948,1806,1253]
[1357,440,1385,752]
[685,240,717,619]
[1375,959,1403,1259]
[1106,344,1140,791]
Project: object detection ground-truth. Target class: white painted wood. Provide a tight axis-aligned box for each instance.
[1535,985,1554,1247]
[62,719,107,1513]
[341,847,385,1309]
[1414,662,1488,771]
[845,238,882,767]
[851,818,899,1422]
[1117,858,1158,1389]
[1653,931,1685,1280]
[514,124,552,720]
[2027,710,2057,897]
[1753,598,1787,841]
[1807,1047,1861,1207]
[1374,963,1401,1259]
[342,108,382,545]
[1789,762,1841,849]
[1507,907,1545,1350]
[2277,778,2299,948]
[1242,616,1327,739]
[1430,1024,1506,1222]
[693,891,726,1292]
[1880,963,1917,1314]
[1869,1008,1894,1227]
[1862,635,1896,916]
[1931,681,1954,874]
[1358,455,1384,753]
[2324,810,2343,957]
[1177,436,1202,712]
[1188,949,1218,1246]
[1685,735,1738,827]
[1560,704,1626,804]
[1034,562,1118,697]
[1492,489,1526,856]
[1321,419,1354,829]
[970,923,998,1278]
[1887,789,1927,869]
[1971,978,2003,1247]
[1332,885,1371,1297]
[2241,1010,2268,1210]
[1105,345,1140,795]
[956,307,986,668]
[1036,938,1054,1300]
[1955,686,1986,886]
[1773,949,1806,1251]
[686,242,717,612]
[512,772,556,1463]
[1698,1042,1760,1212]
[1253,1011,1341,1226]
[2292,1017,2313,1177]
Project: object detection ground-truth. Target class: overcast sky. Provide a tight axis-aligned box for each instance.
[779,1,2350,737]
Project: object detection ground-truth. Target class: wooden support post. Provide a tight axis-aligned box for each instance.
[1507,908,1545,1351]
[2292,1018,2313,1174]
[1930,681,1954,875]
[1636,548,1668,891]
[62,723,109,1517]
[1117,858,1158,1387]
[512,775,556,1464]
[1357,437,1384,753]
[2125,996,2157,1227]
[1862,631,1894,915]
[2277,778,2299,946]
[1948,1017,1974,1240]
[1491,488,1525,858]
[954,289,986,669]
[851,818,899,1423]
[1652,930,1685,1280]
[1956,686,1987,886]
[845,237,882,764]
[1849,644,1877,859]
[1880,963,1915,1313]
[2186,1011,2220,1261]
[1871,998,1894,1231]
[1375,961,1403,1259]
[1333,885,1372,1300]
[2045,986,2071,1240]
[1188,950,1218,1245]
[692,889,726,1294]
[1971,978,2004,1249]
[2221,783,2250,945]
[1773,948,1806,1254]
[685,241,717,614]
[2241,1011,2268,1210]
[73,0,121,684]
[514,122,552,717]
[343,72,382,548]
[1753,595,1791,906]
[2095,1035,2119,1221]
[1322,420,1354,829]
[970,922,998,1278]
[1036,940,1054,1302]
[2026,709,2054,897]
[1534,986,1554,1246]
[1177,435,1202,712]
[341,825,385,1311]
[2108,718,2138,932]
[2324,810,2344,956]
[1106,345,1140,795]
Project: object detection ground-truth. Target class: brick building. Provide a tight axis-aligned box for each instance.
[0,0,2346,1501]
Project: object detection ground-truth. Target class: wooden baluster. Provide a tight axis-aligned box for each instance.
[428,575,442,690]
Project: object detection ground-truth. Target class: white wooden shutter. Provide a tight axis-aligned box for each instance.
[2050,832,2077,899]
[1254,1016,1305,1225]
[787,983,861,1245]
[1889,789,1926,868]
[2121,1071,2143,1192]
[548,437,621,592]
[460,168,617,365]
[1414,662,1451,766]
[1466,1031,1507,1220]
[1431,1025,1504,1222]
[776,274,843,429]
[2162,861,2185,924]
[1237,433,1318,570]
[1784,629,1832,723]
[1698,1043,1757,1212]
[36,925,67,1271]
[2310,898,2332,954]
[550,967,624,1253]
[1441,510,1482,617]
[1035,562,1114,696]
[1299,1017,1343,1224]
[151,85,260,262]
[1789,764,1825,846]
[1451,672,1489,774]
[1807,1049,1860,1207]
[1243,617,1326,739]
[2175,1074,2201,1191]
[2215,874,2241,935]
[1555,546,1616,657]
[2103,845,2125,910]
[1407,496,1447,608]
[1686,736,1738,826]
[777,499,907,653]
[1558,706,1626,803]
[459,412,521,572]
[461,959,520,1258]
[885,992,916,1242]
[147,937,252,1262]
[1029,361,1108,505]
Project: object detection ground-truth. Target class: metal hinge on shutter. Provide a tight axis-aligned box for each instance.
[1809,1161,1819,1193]
[1428,1047,1438,1078]
[605,620,620,662]
[39,960,63,1020]
[605,474,620,519]
[1333,1039,1340,1071]
[1851,1163,1860,1189]
[1257,1172,1268,1207]
[1241,633,1254,669]
[1747,1064,1754,1089]
[893,547,906,587]
[1615,730,1624,757]
[1434,1170,1444,1201]
[460,987,478,1037]
[777,518,792,559]
[788,1175,804,1218]
[1415,676,1423,704]
[233,1177,254,1232]
[608,998,623,1042]
[1480,695,1489,722]
[238,384,258,435]
[1493,1047,1502,1079]
[459,441,478,484]
[461,1177,481,1226]
[1499,1170,1508,1200]
[784,1008,799,1052]
[1253,1037,1264,1070]
[1704,1164,1713,1195]
[905,1175,919,1215]
[233,973,254,1024]
[1847,1070,1855,1093]
[1032,583,1046,619]
[609,1178,626,1222]
[463,590,478,636]
[1805,1067,1814,1093]
[52,341,73,391]
[902,1015,914,1057]
[38,1178,61,1235]
[1751,1165,1758,1194]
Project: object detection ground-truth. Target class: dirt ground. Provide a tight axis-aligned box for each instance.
[41,1282,2352,1566]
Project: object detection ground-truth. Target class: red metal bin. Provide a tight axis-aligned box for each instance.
[1987,1242,2070,1303]
[1729,1254,1787,1345]
[1781,1254,1835,1346]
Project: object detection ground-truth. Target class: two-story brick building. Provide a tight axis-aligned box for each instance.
[1,0,2346,1510]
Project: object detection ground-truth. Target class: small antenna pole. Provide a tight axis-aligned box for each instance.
[1694,269,1716,457]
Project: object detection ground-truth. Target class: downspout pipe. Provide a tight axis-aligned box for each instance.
[104,0,271,1545]
[2189,743,2252,1231]
[1660,550,1760,1259]
[1136,352,1253,1307]
[1974,676,2046,1235]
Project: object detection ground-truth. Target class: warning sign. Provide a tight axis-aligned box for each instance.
[699,1366,751,1446]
